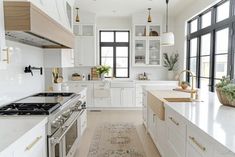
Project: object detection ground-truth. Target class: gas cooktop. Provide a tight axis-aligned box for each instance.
[0,92,77,115]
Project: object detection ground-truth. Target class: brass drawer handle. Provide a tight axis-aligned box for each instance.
[189,136,206,152]
[169,117,179,126]
[25,136,42,151]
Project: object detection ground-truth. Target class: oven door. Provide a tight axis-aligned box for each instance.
[49,111,82,157]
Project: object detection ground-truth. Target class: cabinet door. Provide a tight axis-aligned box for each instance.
[111,88,122,107]
[0,0,6,63]
[122,88,135,107]
[148,39,160,65]
[134,40,147,65]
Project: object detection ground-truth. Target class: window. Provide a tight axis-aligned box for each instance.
[187,0,234,92]
[100,31,130,78]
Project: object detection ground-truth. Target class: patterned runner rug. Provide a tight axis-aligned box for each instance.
[87,123,146,157]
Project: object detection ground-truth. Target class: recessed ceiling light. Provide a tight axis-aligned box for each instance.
[112,10,116,14]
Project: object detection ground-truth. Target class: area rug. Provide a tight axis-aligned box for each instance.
[87,123,146,157]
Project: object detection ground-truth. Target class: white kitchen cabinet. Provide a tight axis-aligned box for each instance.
[74,36,96,67]
[13,121,47,157]
[44,49,74,68]
[133,24,161,67]
[0,0,6,67]
[80,110,87,136]
[111,87,135,107]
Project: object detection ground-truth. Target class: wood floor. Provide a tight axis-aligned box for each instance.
[75,110,161,157]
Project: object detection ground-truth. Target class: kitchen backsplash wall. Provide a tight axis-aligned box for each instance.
[0,40,45,106]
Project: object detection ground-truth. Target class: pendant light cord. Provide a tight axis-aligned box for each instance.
[166,0,169,32]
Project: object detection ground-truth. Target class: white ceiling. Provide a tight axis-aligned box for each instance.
[75,0,195,17]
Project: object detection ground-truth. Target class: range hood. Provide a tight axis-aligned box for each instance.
[4,1,75,48]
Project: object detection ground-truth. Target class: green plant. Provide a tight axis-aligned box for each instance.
[221,84,235,101]
[52,68,59,83]
[163,53,179,71]
[96,65,111,75]
[215,76,231,88]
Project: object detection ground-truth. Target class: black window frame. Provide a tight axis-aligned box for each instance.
[99,30,130,78]
[186,0,235,92]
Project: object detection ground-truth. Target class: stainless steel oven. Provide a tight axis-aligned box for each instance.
[49,109,84,157]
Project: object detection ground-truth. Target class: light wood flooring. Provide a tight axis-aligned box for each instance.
[74,110,161,157]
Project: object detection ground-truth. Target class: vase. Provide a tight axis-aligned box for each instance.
[100,73,105,81]
[168,71,175,80]
[53,83,62,91]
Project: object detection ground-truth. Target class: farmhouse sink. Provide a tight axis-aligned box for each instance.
[164,98,193,102]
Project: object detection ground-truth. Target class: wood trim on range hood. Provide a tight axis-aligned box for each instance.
[4,1,75,49]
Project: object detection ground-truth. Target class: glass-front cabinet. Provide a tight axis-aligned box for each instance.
[133,24,161,66]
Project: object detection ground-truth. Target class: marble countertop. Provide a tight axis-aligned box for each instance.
[164,91,235,154]
[66,80,178,84]
[0,116,47,153]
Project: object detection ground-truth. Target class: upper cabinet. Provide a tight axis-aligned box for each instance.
[133,24,161,67]
[73,11,97,67]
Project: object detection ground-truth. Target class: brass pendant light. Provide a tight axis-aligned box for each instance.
[148,8,152,23]
[75,8,80,22]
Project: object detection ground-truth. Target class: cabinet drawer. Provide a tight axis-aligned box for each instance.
[166,107,186,137]
[187,124,213,157]
[13,124,46,157]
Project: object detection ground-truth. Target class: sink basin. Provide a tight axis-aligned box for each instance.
[164,98,193,102]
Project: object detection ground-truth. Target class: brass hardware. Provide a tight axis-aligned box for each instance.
[189,136,206,152]
[25,136,42,151]
[177,70,197,99]
[75,8,80,22]
[169,117,179,126]
[2,48,10,64]
[147,8,152,23]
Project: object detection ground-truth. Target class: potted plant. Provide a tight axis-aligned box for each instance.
[163,53,179,80]
[181,81,190,90]
[96,65,111,80]
[215,76,235,107]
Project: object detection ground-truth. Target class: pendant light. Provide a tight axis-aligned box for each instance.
[161,0,174,46]
[147,8,152,23]
[75,8,80,22]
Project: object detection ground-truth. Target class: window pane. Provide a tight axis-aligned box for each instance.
[190,58,197,75]
[116,47,128,57]
[215,28,229,54]
[116,58,128,68]
[101,58,113,67]
[201,34,211,56]
[116,69,128,77]
[201,11,211,28]
[215,55,228,79]
[190,38,197,57]
[200,78,210,91]
[200,56,210,77]
[101,47,113,57]
[116,32,129,42]
[216,1,230,22]
[101,32,114,42]
[190,19,198,33]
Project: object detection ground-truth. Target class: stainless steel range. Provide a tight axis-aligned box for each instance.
[0,92,87,157]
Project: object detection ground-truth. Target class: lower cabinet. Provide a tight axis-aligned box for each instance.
[80,110,87,136]
[13,122,47,157]
[111,87,135,107]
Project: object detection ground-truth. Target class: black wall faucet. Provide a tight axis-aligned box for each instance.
[24,65,43,76]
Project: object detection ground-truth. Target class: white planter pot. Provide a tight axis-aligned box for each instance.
[53,83,62,91]
[168,71,175,80]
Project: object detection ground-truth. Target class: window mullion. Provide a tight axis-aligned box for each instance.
[210,31,216,92]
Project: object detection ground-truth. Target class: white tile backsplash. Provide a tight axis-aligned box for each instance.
[0,40,45,106]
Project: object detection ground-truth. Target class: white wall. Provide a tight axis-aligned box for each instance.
[0,41,45,106]
[174,0,219,73]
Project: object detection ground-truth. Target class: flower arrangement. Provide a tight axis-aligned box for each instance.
[96,65,111,75]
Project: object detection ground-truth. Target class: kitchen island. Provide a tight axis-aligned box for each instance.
[146,89,235,157]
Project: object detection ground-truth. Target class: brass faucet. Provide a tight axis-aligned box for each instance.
[177,70,197,99]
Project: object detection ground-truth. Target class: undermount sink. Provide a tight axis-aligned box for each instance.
[164,98,193,102]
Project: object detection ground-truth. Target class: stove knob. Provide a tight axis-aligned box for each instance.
[52,121,61,128]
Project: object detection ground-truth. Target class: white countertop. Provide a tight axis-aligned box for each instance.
[0,116,47,153]
[165,91,235,154]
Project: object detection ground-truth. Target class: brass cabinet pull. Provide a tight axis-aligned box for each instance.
[189,136,206,152]
[25,136,42,151]
[169,117,179,126]
[2,48,10,64]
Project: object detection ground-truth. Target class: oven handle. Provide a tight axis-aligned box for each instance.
[50,110,84,144]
